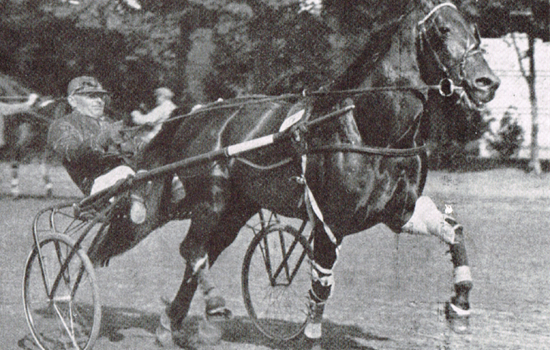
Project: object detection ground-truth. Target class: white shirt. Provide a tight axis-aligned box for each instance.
[131,99,177,142]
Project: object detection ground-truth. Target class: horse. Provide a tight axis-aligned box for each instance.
[1,98,69,198]
[88,0,500,345]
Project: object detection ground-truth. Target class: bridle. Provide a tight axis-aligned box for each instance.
[417,2,483,97]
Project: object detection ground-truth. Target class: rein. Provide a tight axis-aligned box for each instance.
[307,144,427,157]
[146,79,450,130]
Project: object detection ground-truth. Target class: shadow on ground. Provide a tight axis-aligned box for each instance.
[18,305,388,350]
[222,317,387,350]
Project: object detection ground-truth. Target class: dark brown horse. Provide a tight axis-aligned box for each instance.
[89,0,499,345]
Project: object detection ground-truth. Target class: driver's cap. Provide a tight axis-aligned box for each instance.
[67,76,109,96]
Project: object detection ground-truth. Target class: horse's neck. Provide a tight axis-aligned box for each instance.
[355,15,426,148]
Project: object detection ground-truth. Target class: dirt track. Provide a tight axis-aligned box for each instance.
[1,163,550,349]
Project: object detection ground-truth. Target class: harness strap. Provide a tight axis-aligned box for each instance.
[301,154,338,246]
[308,144,427,157]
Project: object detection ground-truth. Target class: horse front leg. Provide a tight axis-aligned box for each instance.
[401,196,472,333]
[305,223,340,341]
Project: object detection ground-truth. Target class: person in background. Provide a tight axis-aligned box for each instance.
[47,76,147,223]
[131,87,177,144]
[0,93,39,197]
[131,87,185,203]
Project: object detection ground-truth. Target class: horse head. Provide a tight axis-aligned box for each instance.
[313,1,500,150]
[416,1,500,106]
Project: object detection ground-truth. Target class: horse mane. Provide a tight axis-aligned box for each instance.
[329,16,406,91]
[311,8,411,113]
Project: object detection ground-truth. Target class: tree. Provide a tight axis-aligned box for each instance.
[459,0,548,173]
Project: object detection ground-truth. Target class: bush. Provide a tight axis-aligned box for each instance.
[487,108,525,158]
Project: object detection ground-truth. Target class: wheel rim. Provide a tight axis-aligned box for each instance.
[23,234,100,350]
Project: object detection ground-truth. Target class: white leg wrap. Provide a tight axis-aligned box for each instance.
[450,303,471,317]
[311,261,335,288]
[90,165,135,195]
[402,196,455,244]
[193,255,209,274]
[304,322,322,339]
[453,266,472,284]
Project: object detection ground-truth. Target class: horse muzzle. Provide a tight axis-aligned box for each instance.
[464,71,501,105]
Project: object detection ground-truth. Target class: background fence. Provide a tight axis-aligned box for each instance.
[480,33,550,159]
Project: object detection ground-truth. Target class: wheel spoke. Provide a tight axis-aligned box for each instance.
[243,223,312,341]
[53,301,80,349]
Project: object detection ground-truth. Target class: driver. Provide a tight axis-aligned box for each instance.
[47,76,147,223]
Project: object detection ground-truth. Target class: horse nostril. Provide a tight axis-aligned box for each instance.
[475,76,500,91]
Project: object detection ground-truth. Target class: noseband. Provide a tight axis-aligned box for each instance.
[417,2,483,97]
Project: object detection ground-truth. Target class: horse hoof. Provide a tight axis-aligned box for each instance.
[299,335,324,350]
[206,307,232,321]
[197,318,223,345]
[445,301,471,334]
[205,295,232,320]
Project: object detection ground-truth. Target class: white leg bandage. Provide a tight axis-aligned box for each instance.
[402,196,455,244]
[192,254,209,274]
[453,266,472,284]
[311,261,335,288]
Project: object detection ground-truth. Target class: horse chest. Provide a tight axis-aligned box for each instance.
[309,154,423,234]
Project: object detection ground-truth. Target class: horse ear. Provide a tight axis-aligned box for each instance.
[471,23,481,44]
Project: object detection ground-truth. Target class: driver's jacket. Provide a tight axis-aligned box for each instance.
[47,110,137,196]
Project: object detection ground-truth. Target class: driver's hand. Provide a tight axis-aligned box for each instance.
[27,93,39,106]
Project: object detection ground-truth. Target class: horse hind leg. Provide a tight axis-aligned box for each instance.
[40,160,53,198]
[401,196,472,333]
[10,162,20,198]
[163,166,232,340]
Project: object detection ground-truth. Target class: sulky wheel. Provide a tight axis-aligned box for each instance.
[242,223,312,341]
[23,233,101,350]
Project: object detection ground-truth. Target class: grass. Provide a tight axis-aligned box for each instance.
[2,161,550,349]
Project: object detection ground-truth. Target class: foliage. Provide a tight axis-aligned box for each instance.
[486,108,525,158]
[204,2,333,99]
[0,0,538,163]
[0,0,187,113]
[458,0,549,40]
